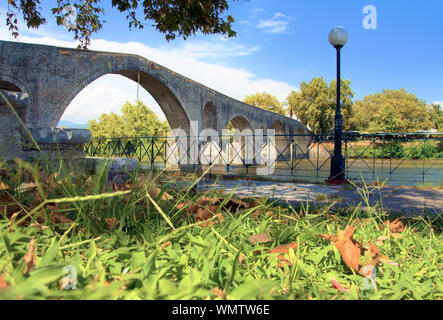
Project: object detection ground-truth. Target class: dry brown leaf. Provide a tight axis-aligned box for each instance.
[331,278,351,292]
[267,242,299,268]
[16,182,37,194]
[104,218,119,230]
[379,254,399,267]
[30,223,50,230]
[0,181,9,191]
[24,239,36,274]
[376,235,389,246]
[0,275,8,290]
[238,253,245,265]
[149,187,173,201]
[177,197,253,228]
[49,212,74,224]
[248,233,272,244]
[319,224,381,277]
[211,287,226,299]
[268,242,299,254]
[388,217,405,233]
[318,233,337,242]
[160,241,171,251]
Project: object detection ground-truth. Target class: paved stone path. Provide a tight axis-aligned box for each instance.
[198,179,442,217]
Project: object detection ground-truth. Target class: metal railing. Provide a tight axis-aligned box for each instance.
[84,133,443,186]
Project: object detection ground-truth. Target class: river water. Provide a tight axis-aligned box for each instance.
[200,158,443,187]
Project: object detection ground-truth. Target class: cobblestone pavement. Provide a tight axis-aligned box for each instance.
[198,179,442,217]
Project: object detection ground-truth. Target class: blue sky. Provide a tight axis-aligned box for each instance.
[1,0,442,124]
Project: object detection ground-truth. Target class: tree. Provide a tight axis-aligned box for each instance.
[89,100,170,138]
[350,89,433,133]
[243,92,286,116]
[5,0,237,49]
[428,103,443,131]
[286,77,354,134]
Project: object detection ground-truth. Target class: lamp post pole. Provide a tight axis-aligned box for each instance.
[328,27,348,183]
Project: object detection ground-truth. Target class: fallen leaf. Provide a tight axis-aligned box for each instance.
[248,233,272,244]
[379,254,399,267]
[238,253,245,265]
[318,233,337,242]
[267,242,299,268]
[211,287,226,299]
[30,223,49,230]
[318,224,381,277]
[177,197,253,227]
[268,242,299,254]
[387,217,405,233]
[331,278,349,292]
[149,187,173,201]
[49,212,74,224]
[24,239,36,274]
[160,241,171,251]
[104,218,119,230]
[0,275,8,290]
[0,181,9,191]
[376,235,388,246]
[16,182,37,194]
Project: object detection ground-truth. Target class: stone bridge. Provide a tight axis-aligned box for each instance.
[0,40,310,163]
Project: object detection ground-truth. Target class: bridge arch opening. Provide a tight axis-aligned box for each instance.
[0,81,21,92]
[203,102,217,130]
[227,115,253,133]
[0,77,30,123]
[57,71,190,134]
[224,116,254,165]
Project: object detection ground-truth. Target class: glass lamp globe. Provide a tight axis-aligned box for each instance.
[329,27,348,48]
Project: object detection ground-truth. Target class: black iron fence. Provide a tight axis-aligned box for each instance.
[85,133,443,186]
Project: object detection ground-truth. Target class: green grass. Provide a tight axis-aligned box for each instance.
[0,161,441,300]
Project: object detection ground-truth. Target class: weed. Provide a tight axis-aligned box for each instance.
[0,161,440,300]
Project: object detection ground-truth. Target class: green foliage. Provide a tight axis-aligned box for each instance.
[428,104,443,131]
[350,89,433,133]
[243,92,286,116]
[88,100,170,138]
[0,165,441,300]
[286,77,354,134]
[347,140,442,160]
[6,0,237,49]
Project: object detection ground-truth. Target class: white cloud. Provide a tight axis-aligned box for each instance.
[432,101,442,106]
[257,13,295,34]
[0,29,297,124]
[251,8,265,17]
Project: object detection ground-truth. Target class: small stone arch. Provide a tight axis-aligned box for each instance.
[0,76,30,123]
[203,102,217,130]
[227,115,253,132]
[225,115,254,165]
[0,81,21,92]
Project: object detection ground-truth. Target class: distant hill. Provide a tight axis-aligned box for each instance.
[57,120,89,129]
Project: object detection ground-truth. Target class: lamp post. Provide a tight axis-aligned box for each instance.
[328,26,348,183]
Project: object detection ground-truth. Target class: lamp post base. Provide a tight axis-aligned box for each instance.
[329,154,346,181]
[325,178,349,185]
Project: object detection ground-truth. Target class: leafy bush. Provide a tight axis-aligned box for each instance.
[348,140,441,159]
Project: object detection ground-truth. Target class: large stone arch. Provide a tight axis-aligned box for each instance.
[53,68,191,133]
